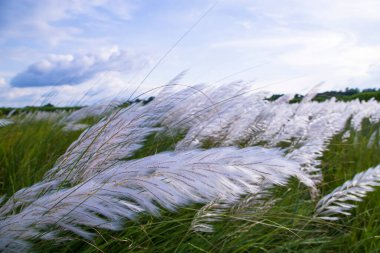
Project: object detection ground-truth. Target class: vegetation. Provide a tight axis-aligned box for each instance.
[0,104,82,117]
[0,117,377,252]
[0,97,156,117]
[21,118,379,253]
[266,88,380,103]
[0,88,380,252]
[0,117,83,195]
[126,130,186,160]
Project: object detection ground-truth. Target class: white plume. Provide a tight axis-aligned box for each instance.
[315,165,380,220]
[0,119,13,128]
[0,147,314,250]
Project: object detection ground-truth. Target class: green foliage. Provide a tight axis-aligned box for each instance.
[320,119,380,192]
[127,129,186,160]
[200,137,221,149]
[77,116,102,125]
[267,88,380,103]
[341,91,380,102]
[0,119,83,196]
[317,119,380,252]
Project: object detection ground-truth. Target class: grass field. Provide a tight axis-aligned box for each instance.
[0,116,83,196]
[0,107,379,252]
[2,1,380,252]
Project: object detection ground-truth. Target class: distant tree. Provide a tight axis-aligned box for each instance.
[362,88,377,93]
[42,103,55,108]
[343,88,360,96]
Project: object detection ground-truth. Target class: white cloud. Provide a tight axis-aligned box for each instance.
[0,71,140,107]
[204,0,380,92]
[211,31,348,49]
[235,0,380,24]
[10,47,146,87]
[289,0,380,22]
[0,0,138,46]
[0,78,6,87]
[235,20,253,30]
[349,63,380,88]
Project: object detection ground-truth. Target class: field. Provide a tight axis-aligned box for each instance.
[0,85,380,252]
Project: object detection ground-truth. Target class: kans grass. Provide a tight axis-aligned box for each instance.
[0,84,380,252]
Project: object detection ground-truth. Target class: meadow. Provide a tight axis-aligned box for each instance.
[0,85,380,252]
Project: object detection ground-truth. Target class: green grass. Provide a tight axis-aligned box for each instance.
[126,129,187,160]
[77,116,103,125]
[0,118,83,196]
[1,116,380,252]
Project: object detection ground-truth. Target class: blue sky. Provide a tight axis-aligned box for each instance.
[1,0,380,107]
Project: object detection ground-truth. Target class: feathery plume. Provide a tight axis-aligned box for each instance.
[0,119,13,128]
[367,130,378,148]
[315,165,380,220]
[0,147,314,250]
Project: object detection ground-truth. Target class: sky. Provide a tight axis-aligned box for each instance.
[1,0,380,107]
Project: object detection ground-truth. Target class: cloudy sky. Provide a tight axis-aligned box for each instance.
[1,0,380,107]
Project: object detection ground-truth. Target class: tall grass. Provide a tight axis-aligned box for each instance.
[0,117,83,196]
[1,88,380,252]
[29,119,380,252]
